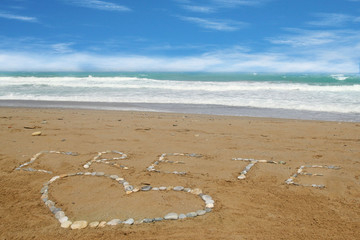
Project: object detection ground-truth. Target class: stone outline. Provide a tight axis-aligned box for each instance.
[285,165,341,188]
[146,153,202,175]
[83,150,129,170]
[41,172,214,229]
[14,150,79,174]
[232,158,286,180]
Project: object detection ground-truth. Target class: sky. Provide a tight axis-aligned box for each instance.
[0,0,359,72]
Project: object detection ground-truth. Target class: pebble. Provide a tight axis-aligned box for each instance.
[61,220,72,228]
[191,188,202,195]
[159,187,167,191]
[189,153,201,157]
[206,203,214,208]
[107,219,122,225]
[49,176,60,183]
[141,185,152,191]
[134,220,143,225]
[71,220,88,229]
[201,195,212,202]
[205,199,214,204]
[173,186,184,191]
[237,174,246,180]
[109,175,119,179]
[196,210,206,216]
[50,207,62,214]
[40,186,48,194]
[125,185,134,191]
[143,218,154,223]
[59,216,69,223]
[179,214,186,219]
[152,187,159,191]
[95,172,105,176]
[164,213,178,220]
[154,217,163,221]
[89,221,99,228]
[45,200,55,207]
[186,212,197,218]
[123,218,134,225]
[55,211,65,219]
[32,131,42,136]
[98,221,107,228]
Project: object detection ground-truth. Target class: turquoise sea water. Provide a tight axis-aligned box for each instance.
[1,71,359,85]
[0,72,359,121]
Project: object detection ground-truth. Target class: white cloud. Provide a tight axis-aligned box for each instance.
[51,43,74,54]
[66,0,131,12]
[179,16,247,31]
[176,0,270,14]
[0,12,37,22]
[268,29,340,47]
[308,13,360,27]
[264,28,360,72]
[0,26,359,73]
[0,45,358,73]
[181,5,215,13]
[212,0,269,7]
[145,43,216,51]
[0,52,222,72]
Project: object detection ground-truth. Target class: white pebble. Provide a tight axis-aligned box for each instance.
[61,220,72,228]
[71,220,88,229]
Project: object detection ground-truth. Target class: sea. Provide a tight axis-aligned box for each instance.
[0,72,359,122]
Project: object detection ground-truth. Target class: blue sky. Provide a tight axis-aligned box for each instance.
[0,0,359,72]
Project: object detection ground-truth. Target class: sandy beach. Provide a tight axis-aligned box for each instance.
[0,107,359,240]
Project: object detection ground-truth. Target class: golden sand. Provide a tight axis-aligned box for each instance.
[0,107,359,239]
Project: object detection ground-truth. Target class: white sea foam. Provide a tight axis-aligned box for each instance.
[0,76,359,114]
[331,74,349,81]
[0,76,359,92]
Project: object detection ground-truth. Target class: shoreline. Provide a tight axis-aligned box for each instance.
[0,99,359,122]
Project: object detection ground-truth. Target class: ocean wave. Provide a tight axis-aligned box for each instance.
[1,75,359,114]
[0,76,359,92]
[1,92,359,114]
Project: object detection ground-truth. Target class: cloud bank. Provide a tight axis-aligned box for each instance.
[0,47,357,73]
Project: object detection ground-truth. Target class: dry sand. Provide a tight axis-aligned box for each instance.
[0,107,359,240]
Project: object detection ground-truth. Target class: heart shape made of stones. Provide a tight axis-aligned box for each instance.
[41,171,215,229]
